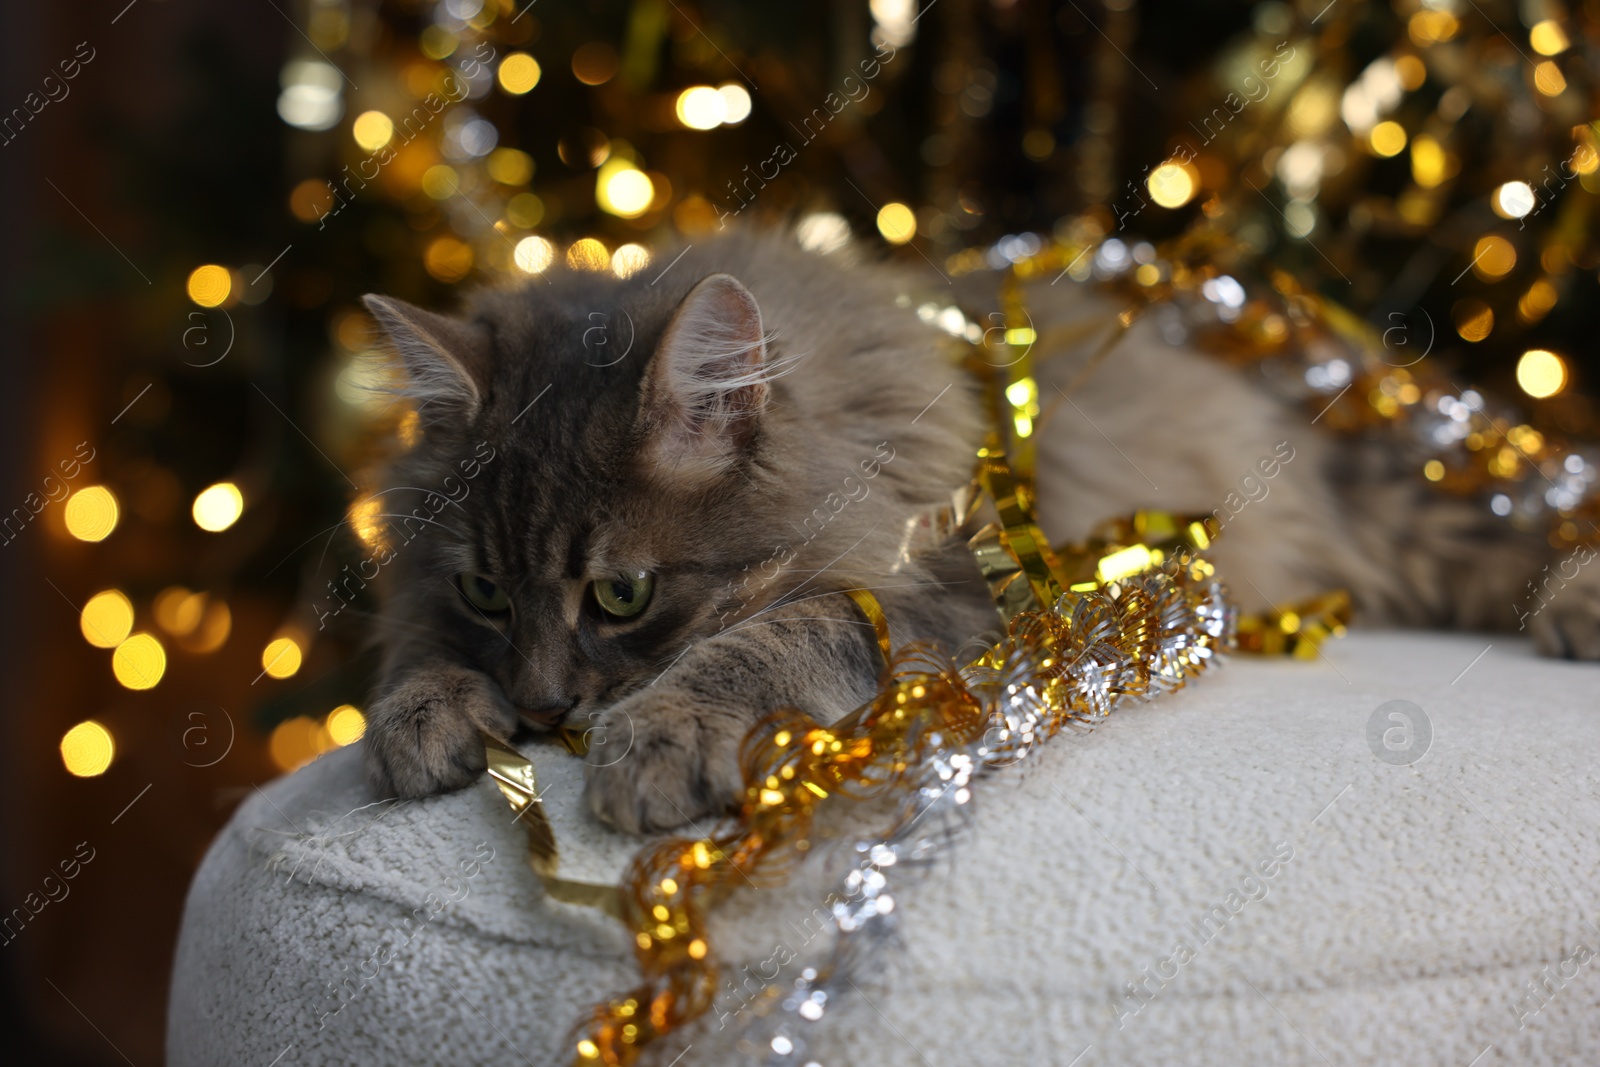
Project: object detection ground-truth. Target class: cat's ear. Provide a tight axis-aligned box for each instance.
[363,295,491,416]
[641,273,770,477]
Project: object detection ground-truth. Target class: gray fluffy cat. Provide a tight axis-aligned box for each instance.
[360,230,1597,832]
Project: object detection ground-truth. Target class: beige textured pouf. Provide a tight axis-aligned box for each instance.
[167,632,1600,1066]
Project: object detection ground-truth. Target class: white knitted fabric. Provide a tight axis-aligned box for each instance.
[167,632,1600,1066]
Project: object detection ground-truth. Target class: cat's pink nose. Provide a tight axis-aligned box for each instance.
[519,699,575,726]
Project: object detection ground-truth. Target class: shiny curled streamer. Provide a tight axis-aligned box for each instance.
[483,732,627,921]
[558,444,1240,1066]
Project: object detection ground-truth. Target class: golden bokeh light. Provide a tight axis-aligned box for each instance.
[80,590,134,649]
[397,408,422,448]
[187,264,232,308]
[513,235,556,274]
[192,481,244,532]
[1369,120,1407,157]
[1394,54,1426,90]
[1516,349,1566,399]
[424,236,474,283]
[1530,19,1570,55]
[567,237,609,271]
[61,721,114,778]
[497,52,541,95]
[1491,181,1535,219]
[269,715,322,772]
[347,495,388,549]
[675,86,726,130]
[65,486,119,542]
[571,42,619,86]
[1407,10,1459,46]
[1409,134,1451,188]
[717,83,752,124]
[875,202,916,245]
[351,110,393,152]
[290,178,335,222]
[1533,61,1567,96]
[597,162,654,218]
[154,586,207,636]
[487,147,534,186]
[1423,460,1445,482]
[1518,278,1559,324]
[262,636,304,679]
[611,243,651,278]
[419,25,457,59]
[1470,235,1516,280]
[507,192,545,228]
[1452,299,1494,342]
[421,164,460,199]
[177,599,231,654]
[326,705,367,746]
[1146,161,1197,208]
[113,633,167,690]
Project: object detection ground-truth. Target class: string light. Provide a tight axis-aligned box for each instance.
[875,203,916,245]
[80,590,133,649]
[513,236,555,274]
[351,110,393,151]
[269,716,322,771]
[597,161,654,218]
[611,244,651,278]
[1147,161,1197,208]
[64,486,119,542]
[61,721,114,777]
[1516,350,1566,399]
[717,84,752,124]
[261,635,304,679]
[326,705,367,745]
[497,52,540,94]
[1369,120,1407,157]
[192,482,244,532]
[675,86,726,130]
[566,238,609,271]
[187,265,232,307]
[112,633,166,690]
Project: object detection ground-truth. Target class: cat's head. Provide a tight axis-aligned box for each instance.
[364,268,786,725]
[360,237,980,729]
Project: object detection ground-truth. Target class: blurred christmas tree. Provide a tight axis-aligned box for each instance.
[51,0,1600,805]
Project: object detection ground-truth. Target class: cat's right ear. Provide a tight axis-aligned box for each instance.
[363,295,491,416]
[640,273,770,480]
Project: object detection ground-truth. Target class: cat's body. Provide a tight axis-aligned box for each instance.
[361,230,1597,832]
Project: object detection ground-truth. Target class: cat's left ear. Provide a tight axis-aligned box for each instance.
[641,273,770,477]
[363,295,492,416]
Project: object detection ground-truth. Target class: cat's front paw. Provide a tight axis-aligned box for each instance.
[582,690,747,834]
[364,664,516,798]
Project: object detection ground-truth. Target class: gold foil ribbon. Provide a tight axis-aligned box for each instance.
[843,587,893,668]
[1235,589,1352,658]
[481,732,626,922]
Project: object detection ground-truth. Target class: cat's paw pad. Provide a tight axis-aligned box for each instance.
[582,694,742,834]
[1527,562,1600,660]
[364,666,516,798]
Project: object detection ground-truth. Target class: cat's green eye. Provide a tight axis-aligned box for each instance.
[592,571,654,619]
[456,573,511,613]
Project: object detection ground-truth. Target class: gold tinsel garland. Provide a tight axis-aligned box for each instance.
[557,472,1240,1065]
